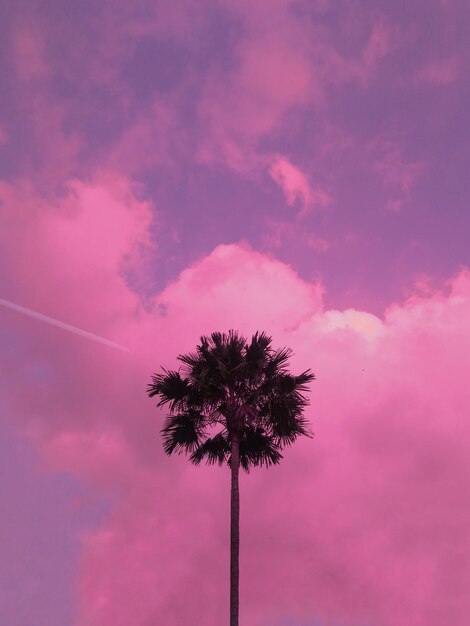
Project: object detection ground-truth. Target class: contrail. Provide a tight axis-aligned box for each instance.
[0,297,130,352]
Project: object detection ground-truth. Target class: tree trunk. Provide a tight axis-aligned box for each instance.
[230,429,240,626]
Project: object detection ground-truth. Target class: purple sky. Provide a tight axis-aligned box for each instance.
[1,1,470,625]
[0,419,110,626]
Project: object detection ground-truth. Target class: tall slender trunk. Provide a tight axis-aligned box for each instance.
[230,428,240,626]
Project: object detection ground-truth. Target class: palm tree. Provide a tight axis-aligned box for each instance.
[147,330,314,626]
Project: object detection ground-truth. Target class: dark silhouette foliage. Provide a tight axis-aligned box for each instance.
[147,330,314,472]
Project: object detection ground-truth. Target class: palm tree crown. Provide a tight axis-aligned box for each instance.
[147,330,314,471]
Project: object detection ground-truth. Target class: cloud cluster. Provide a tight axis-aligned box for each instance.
[196,5,394,172]
[5,0,396,186]
[1,177,469,626]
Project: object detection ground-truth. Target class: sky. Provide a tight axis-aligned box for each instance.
[0,1,469,625]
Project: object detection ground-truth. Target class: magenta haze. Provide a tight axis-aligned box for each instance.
[0,1,469,625]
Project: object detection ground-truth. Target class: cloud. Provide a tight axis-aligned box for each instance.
[416,58,460,86]
[357,19,393,82]
[3,2,396,186]
[196,7,394,171]
[262,219,330,254]
[268,156,331,217]
[149,242,324,343]
[105,101,180,174]
[0,174,154,442]
[1,176,470,626]
[11,17,50,83]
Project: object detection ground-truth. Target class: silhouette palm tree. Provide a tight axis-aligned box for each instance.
[147,330,314,626]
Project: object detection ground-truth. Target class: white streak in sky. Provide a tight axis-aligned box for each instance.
[0,297,130,352]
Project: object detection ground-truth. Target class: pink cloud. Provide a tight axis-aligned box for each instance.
[263,219,330,254]
[105,101,179,174]
[196,30,316,173]
[197,8,393,172]
[5,2,396,186]
[306,233,331,252]
[11,18,50,83]
[0,174,154,439]
[416,58,460,86]
[149,242,324,340]
[8,18,84,185]
[1,176,469,626]
[0,174,152,327]
[359,19,393,81]
[268,155,331,217]
[314,18,394,88]
[262,219,296,249]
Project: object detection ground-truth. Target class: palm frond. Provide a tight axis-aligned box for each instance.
[195,330,248,387]
[276,374,297,394]
[234,402,259,426]
[177,350,201,370]
[294,369,316,392]
[262,396,314,446]
[264,347,293,377]
[236,427,283,472]
[147,369,190,410]
[189,432,230,466]
[161,411,206,455]
[244,331,271,380]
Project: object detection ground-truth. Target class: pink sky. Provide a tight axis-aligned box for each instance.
[1,2,469,625]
